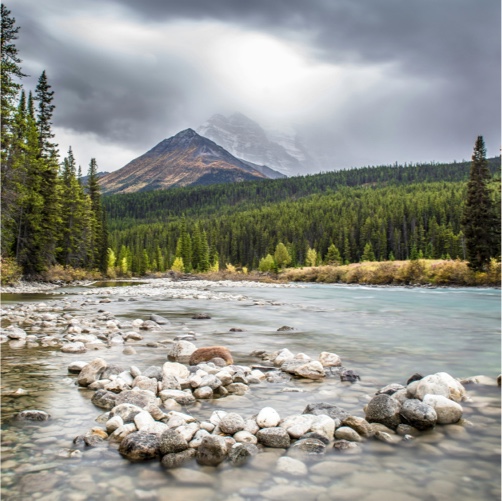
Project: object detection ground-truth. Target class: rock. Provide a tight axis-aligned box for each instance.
[299,432,330,445]
[415,372,466,403]
[5,326,27,339]
[189,346,233,366]
[225,383,248,395]
[104,378,130,394]
[228,442,259,466]
[365,394,401,430]
[280,359,306,374]
[341,416,373,438]
[256,427,290,448]
[273,348,295,366]
[294,361,325,380]
[310,414,335,440]
[168,340,197,364]
[277,326,294,331]
[334,426,362,442]
[161,448,196,468]
[406,373,423,385]
[143,366,163,380]
[150,314,170,325]
[162,362,190,382]
[319,352,342,367]
[68,361,88,374]
[77,358,107,386]
[108,423,137,443]
[91,390,118,410]
[340,369,360,382]
[162,374,182,391]
[196,435,228,466]
[422,394,463,424]
[61,342,87,353]
[303,403,349,427]
[219,413,246,435]
[276,456,308,476]
[15,410,50,421]
[199,374,222,390]
[159,389,196,406]
[192,313,211,319]
[133,376,158,395]
[257,407,281,428]
[396,424,419,436]
[159,429,189,454]
[229,327,244,332]
[110,403,144,423]
[244,419,260,435]
[143,422,169,436]
[106,415,123,433]
[376,383,405,396]
[280,415,313,438]
[374,431,400,444]
[177,423,200,442]
[498,374,501,387]
[400,399,437,430]
[115,389,158,409]
[289,438,326,455]
[209,410,227,426]
[119,431,160,461]
[140,320,160,330]
[193,386,213,399]
[233,430,258,444]
[333,440,359,451]
[134,411,156,430]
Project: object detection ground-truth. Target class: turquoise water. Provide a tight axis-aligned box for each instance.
[1,284,500,500]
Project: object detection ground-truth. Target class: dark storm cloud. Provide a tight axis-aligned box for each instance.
[10,0,501,170]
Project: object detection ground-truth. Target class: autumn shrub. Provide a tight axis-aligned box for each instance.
[315,265,346,283]
[428,259,474,285]
[0,258,23,285]
[485,259,501,286]
[395,259,429,284]
[368,261,399,284]
[40,265,102,282]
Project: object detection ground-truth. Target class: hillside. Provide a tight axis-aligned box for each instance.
[99,129,284,194]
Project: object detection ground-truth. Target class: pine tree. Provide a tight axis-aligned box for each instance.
[461,136,499,271]
[191,223,202,271]
[361,242,376,262]
[86,158,105,269]
[199,230,210,272]
[325,243,342,265]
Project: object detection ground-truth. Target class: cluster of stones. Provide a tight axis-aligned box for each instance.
[252,347,346,381]
[0,302,173,353]
[363,371,468,442]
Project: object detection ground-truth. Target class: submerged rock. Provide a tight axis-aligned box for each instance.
[15,410,50,421]
[119,431,160,461]
[228,443,258,466]
[196,435,228,466]
[161,448,196,469]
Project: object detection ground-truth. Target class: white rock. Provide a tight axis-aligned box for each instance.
[61,342,87,354]
[209,410,228,426]
[334,426,362,442]
[162,362,190,382]
[310,414,335,440]
[233,430,258,444]
[280,415,313,438]
[423,394,463,424]
[273,348,295,367]
[276,456,308,476]
[415,373,466,403]
[5,327,28,340]
[168,340,197,364]
[134,411,156,430]
[244,419,260,435]
[250,369,266,381]
[143,422,169,435]
[106,415,123,433]
[294,361,325,380]
[177,422,200,442]
[319,351,342,367]
[132,319,144,327]
[256,407,281,428]
[294,353,311,361]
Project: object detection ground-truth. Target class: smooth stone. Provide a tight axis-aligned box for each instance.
[318,351,342,367]
[310,414,335,440]
[193,386,213,399]
[294,361,326,380]
[225,383,248,395]
[415,373,466,403]
[256,427,290,448]
[302,403,349,426]
[334,426,363,442]
[168,340,197,364]
[15,410,50,421]
[261,484,325,500]
[61,342,87,353]
[133,376,158,395]
[289,438,326,455]
[276,456,308,476]
[115,389,158,409]
[150,314,170,325]
[219,413,246,435]
[280,415,313,438]
[109,423,138,442]
[109,403,144,423]
[233,430,258,444]
[159,389,196,406]
[257,407,281,428]
[423,394,463,424]
[162,362,190,382]
[228,442,259,466]
[169,468,215,486]
[77,358,107,386]
[106,415,124,433]
[341,416,373,438]
[91,390,118,410]
[68,361,88,374]
[273,348,295,366]
[134,411,156,430]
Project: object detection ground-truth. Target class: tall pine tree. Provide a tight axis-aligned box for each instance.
[461,136,499,271]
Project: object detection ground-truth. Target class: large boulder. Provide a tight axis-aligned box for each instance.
[414,373,466,403]
[189,346,233,366]
[422,394,463,424]
[77,358,107,387]
[400,399,437,430]
[365,394,401,430]
[196,436,228,466]
[118,431,160,461]
[168,340,197,364]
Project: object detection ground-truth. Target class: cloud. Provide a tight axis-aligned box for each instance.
[10,0,501,172]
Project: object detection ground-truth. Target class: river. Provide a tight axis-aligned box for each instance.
[1,281,500,501]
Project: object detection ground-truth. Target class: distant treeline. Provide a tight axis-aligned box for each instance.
[104,159,501,274]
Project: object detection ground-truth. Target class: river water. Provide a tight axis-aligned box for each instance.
[1,282,500,501]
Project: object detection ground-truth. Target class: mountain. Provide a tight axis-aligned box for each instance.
[79,171,108,186]
[99,129,284,195]
[197,112,317,176]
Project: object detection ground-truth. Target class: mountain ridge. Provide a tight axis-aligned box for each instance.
[99,128,284,195]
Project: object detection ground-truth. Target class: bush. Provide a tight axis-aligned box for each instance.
[40,265,102,282]
[0,258,23,285]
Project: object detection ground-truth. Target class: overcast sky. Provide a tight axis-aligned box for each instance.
[11,0,501,173]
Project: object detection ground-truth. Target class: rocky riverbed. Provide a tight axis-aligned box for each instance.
[1,281,500,501]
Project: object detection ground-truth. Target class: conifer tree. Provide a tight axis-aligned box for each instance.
[461,136,500,270]
[361,242,376,262]
[325,243,342,265]
[199,231,210,272]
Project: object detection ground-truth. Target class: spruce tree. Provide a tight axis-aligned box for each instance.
[325,243,342,265]
[461,136,499,271]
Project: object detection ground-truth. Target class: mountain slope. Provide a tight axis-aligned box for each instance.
[197,112,316,176]
[99,129,283,194]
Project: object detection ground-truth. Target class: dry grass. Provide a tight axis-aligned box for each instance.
[282,259,501,287]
